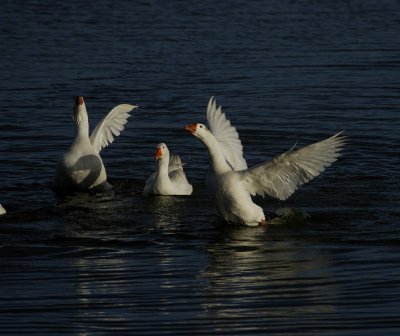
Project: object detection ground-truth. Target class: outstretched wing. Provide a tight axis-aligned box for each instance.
[240,132,346,200]
[207,96,247,171]
[90,104,138,153]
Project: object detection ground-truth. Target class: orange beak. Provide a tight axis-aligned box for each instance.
[76,96,84,105]
[155,147,162,159]
[185,123,197,134]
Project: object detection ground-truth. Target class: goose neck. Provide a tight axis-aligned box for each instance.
[202,133,231,174]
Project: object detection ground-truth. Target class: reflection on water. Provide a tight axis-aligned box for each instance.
[148,196,187,229]
[74,255,132,328]
[202,226,338,326]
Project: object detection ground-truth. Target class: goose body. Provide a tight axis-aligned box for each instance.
[54,96,137,191]
[144,143,193,196]
[185,96,346,227]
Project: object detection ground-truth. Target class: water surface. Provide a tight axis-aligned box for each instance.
[0,1,399,335]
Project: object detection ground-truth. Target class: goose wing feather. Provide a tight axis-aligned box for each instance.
[207,97,247,171]
[168,154,190,185]
[90,104,137,153]
[240,132,346,200]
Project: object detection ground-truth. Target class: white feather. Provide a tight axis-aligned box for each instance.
[207,97,248,171]
[90,104,138,154]
[240,132,346,200]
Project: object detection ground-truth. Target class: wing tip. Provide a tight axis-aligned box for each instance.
[207,96,217,114]
[122,104,139,114]
[330,130,348,151]
[331,130,347,141]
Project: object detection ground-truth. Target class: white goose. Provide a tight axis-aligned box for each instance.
[54,96,137,191]
[0,204,5,215]
[185,96,346,227]
[144,143,193,196]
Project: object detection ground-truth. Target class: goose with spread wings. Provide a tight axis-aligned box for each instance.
[185,96,345,227]
[54,96,138,191]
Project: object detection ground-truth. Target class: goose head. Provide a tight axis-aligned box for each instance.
[155,142,170,161]
[184,123,209,141]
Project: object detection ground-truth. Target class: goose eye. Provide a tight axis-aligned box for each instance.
[200,125,203,128]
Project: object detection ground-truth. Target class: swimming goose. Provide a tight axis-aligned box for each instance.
[185,96,345,227]
[54,96,138,191]
[0,204,5,215]
[143,143,193,196]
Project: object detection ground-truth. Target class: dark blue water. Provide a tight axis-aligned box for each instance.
[1,0,399,335]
